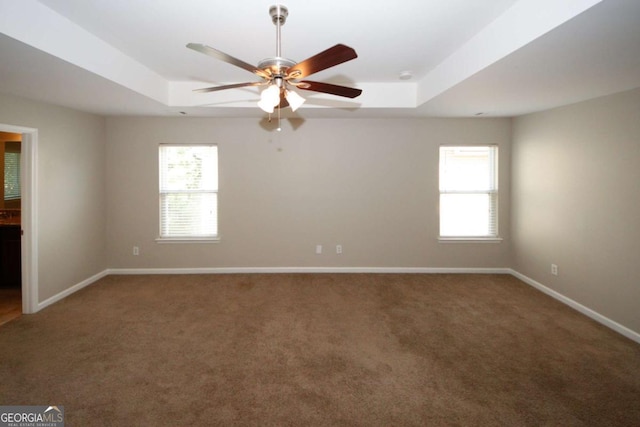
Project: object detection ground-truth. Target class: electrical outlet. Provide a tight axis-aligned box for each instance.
[336,244,342,254]
[133,246,140,256]
[551,264,558,276]
[316,245,322,254]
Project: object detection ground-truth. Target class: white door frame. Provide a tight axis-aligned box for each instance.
[0,123,38,314]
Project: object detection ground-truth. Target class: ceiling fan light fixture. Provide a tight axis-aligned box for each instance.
[285,89,305,112]
[258,84,281,112]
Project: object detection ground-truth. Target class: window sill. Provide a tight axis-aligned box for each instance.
[156,237,220,244]
[438,237,502,243]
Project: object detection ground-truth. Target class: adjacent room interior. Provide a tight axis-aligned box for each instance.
[0,0,639,425]
[0,132,22,326]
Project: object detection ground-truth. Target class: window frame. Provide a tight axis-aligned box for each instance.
[438,145,501,243]
[157,143,220,244]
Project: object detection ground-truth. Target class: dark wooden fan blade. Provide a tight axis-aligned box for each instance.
[286,44,357,79]
[194,81,265,93]
[297,81,362,98]
[187,43,270,79]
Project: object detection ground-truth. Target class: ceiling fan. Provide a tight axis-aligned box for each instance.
[187,4,362,114]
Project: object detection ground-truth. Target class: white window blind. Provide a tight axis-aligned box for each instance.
[4,152,20,201]
[439,146,498,238]
[159,145,218,239]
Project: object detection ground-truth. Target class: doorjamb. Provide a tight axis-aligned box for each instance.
[0,123,38,314]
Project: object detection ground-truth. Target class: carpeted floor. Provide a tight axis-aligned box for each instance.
[1,273,639,426]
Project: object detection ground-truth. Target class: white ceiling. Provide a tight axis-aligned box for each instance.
[0,0,639,118]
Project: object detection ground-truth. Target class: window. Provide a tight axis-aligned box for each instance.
[439,146,498,239]
[4,151,20,201]
[159,144,218,240]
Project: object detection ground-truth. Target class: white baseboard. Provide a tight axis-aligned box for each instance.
[509,269,640,344]
[107,267,512,275]
[37,269,109,312]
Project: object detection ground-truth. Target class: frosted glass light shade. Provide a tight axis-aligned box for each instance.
[258,99,275,113]
[285,90,305,112]
[258,85,280,113]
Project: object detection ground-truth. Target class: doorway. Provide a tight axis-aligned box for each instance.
[0,131,22,325]
[0,123,37,322]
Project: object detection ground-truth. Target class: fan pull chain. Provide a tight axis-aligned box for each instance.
[277,102,282,132]
[265,111,281,132]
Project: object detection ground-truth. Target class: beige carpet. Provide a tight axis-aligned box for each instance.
[1,273,639,426]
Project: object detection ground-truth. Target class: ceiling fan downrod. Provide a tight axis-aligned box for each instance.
[270,4,288,58]
[257,5,295,79]
[263,4,292,127]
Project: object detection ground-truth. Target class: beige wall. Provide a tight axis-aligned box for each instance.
[512,88,640,333]
[0,93,107,301]
[106,117,512,269]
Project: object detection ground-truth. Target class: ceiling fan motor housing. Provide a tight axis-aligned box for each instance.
[257,57,296,78]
